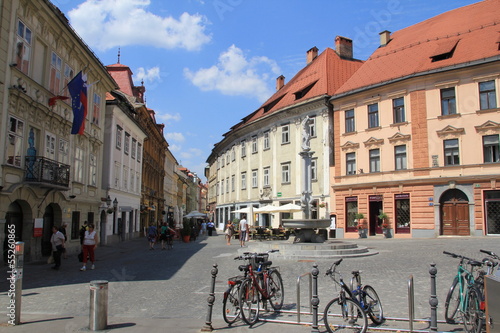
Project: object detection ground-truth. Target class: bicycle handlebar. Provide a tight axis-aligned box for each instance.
[480,249,499,259]
[234,249,280,260]
[443,251,475,262]
[326,258,343,276]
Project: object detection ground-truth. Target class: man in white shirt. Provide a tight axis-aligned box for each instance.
[239,216,248,247]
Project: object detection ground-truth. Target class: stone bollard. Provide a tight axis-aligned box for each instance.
[89,280,108,331]
[201,263,218,332]
[311,263,320,332]
[429,263,438,331]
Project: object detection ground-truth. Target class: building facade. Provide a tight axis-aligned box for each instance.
[0,0,116,262]
[207,38,363,228]
[329,0,500,238]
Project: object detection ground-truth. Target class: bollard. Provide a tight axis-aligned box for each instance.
[429,263,438,331]
[408,275,414,333]
[201,263,218,332]
[89,280,108,331]
[311,263,320,332]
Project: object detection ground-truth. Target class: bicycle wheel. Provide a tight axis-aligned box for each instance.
[324,297,368,333]
[362,285,384,325]
[222,284,240,325]
[239,279,260,325]
[462,287,484,333]
[444,277,460,324]
[268,270,284,311]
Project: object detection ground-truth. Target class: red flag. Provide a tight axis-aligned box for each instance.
[48,95,70,106]
[68,71,88,135]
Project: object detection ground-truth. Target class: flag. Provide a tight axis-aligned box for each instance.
[67,71,88,135]
[48,95,69,106]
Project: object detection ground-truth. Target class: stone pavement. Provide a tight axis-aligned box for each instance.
[0,233,499,332]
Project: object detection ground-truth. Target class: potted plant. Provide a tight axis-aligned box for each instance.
[181,220,191,243]
[378,212,392,238]
[355,213,368,238]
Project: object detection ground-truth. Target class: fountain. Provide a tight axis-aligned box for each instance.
[282,116,331,243]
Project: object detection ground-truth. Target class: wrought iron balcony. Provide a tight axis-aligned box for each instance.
[24,156,70,189]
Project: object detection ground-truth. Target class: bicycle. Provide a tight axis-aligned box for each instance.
[237,250,284,325]
[323,258,368,333]
[350,269,384,324]
[443,251,484,333]
[222,274,246,325]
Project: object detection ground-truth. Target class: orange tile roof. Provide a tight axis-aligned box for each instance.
[227,47,363,135]
[106,63,135,96]
[335,0,500,96]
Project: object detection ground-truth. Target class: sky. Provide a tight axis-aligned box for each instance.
[51,0,480,182]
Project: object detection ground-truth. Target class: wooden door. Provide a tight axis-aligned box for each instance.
[442,200,469,236]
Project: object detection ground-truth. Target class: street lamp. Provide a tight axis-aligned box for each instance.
[106,195,112,208]
[113,198,118,210]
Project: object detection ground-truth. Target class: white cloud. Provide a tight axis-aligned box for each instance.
[184,45,281,102]
[68,0,211,51]
[156,112,181,123]
[180,148,203,160]
[168,143,181,152]
[133,67,161,84]
[165,132,185,142]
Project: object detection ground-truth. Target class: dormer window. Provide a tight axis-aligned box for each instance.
[430,39,459,62]
[294,81,317,100]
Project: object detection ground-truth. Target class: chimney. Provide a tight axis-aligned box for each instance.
[379,30,391,46]
[276,75,285,91]
[306,46,318,64]
[335,36,353,59]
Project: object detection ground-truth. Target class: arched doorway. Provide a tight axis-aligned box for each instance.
[42,205,55,256]
[3,202,23,263]
[440,189,470,236]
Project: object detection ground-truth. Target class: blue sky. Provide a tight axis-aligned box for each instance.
[52,0,479,181]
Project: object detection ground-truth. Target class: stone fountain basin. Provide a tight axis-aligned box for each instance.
[282,219,330,229]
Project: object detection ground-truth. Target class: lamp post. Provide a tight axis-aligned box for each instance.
[112,198,118,237]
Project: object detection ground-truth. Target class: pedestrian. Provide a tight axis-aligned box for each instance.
[239,215,248,247]
[50,225,65,270]
[79,220,88,248]
[207,220,214,236]
[200,220,207,236]
[159,222,175,250]
[59,223,68,259]
[147,223,158,250]
[225,220,234,245]
[80,224,98,271]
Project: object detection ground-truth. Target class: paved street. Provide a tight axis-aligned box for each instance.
[1,233,499,332]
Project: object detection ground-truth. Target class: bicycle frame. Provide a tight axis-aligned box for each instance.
[245,261,274,301]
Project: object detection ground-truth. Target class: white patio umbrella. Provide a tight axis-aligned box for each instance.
[184,210,207,218]
[254,205,279,213]
[275,203,303,213]
[233,207,253,214]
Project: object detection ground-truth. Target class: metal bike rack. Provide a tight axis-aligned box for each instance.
[296,272,312,324]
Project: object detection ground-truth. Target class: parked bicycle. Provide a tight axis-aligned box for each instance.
[237,249,284,325]
[350,269,384,324]
[443,251,484,333]
[323,258,368,333]
[222,274,246,325]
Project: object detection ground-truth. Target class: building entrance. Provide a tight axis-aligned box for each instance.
[440,189,470,236]
[368,195,383,236]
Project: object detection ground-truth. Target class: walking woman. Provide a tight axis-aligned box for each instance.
[80,224,98,271]
[225,220,234,245]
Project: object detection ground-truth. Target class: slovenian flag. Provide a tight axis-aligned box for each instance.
[68,71,88,135]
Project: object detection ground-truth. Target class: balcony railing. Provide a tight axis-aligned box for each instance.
[25,156,70,189]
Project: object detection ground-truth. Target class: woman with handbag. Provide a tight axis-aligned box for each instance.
[50,226,65,270]
[80,224,98,271]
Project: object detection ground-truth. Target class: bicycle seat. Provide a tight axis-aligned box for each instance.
[468,260,483,267]
[238,265,249,272]
[260,260,272,267]
[351,270,360,276]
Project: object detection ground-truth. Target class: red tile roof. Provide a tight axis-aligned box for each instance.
[227,47,363,135]
[335,0,500,96]
[106,63,135,97]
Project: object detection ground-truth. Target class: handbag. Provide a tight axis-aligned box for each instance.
[47,255,54,264]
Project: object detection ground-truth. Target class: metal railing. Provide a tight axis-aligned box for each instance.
[24,156,70,188]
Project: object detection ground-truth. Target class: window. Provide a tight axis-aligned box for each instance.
[252,136,258,153]
[221,154,225,166]
[137,143,142,162]
[136,173,140,192]
[444,139,460,166]
[309,116,316,137]
[479,81,497,110]
[59,139,69,164]
[92,93,101,125]
[369,149,380,173]
[7,117,24,167]
[231,146,236,161]
[311,159,317,181]
[226,177,229,193]
[231,175,235,192]
[71,211,80,240]
[263,131,270,150]
[63,64,74,97]
[114,163,120,187]
[345,197,358,231]
[45,132,56,160]
[89,154,97,186]
[124,132,130,155]
[346,152,356,175]
[226,151,230,165]
[263,167,270,186]
[281,163,290,184]
[241,172,247,190]
[345,109,355,133]
[16,20,31,75]
[220,179,224,195]
[116,126,122,149]
[241,140,246,157]
[49,52,62,94]
[123,167,128,189]
[395,145,407,170]
[281,124,290,144]
[395,194,411,231]
[393,97,405,123]
[131,139,137,159]
[130,171,135,192]
[483,135,499,163]
[441,88,456,115]
[368,103,379,128]
[74,147,84,182]
[252,170,258,188]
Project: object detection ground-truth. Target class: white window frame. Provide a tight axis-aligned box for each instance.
[241,172,247,190]
[89,153,97,186]
[281,163,290,184]
[252,170,258,188]
[74,147,84,183]
[263,167,270,186]
[281,124,290,144]
[7,117,24,167]
[263,131,270,150]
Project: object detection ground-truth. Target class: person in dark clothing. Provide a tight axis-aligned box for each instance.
[79,221,88,248]
[59,223,68,258]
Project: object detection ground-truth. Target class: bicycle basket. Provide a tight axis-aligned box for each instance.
[250,254,269,270]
